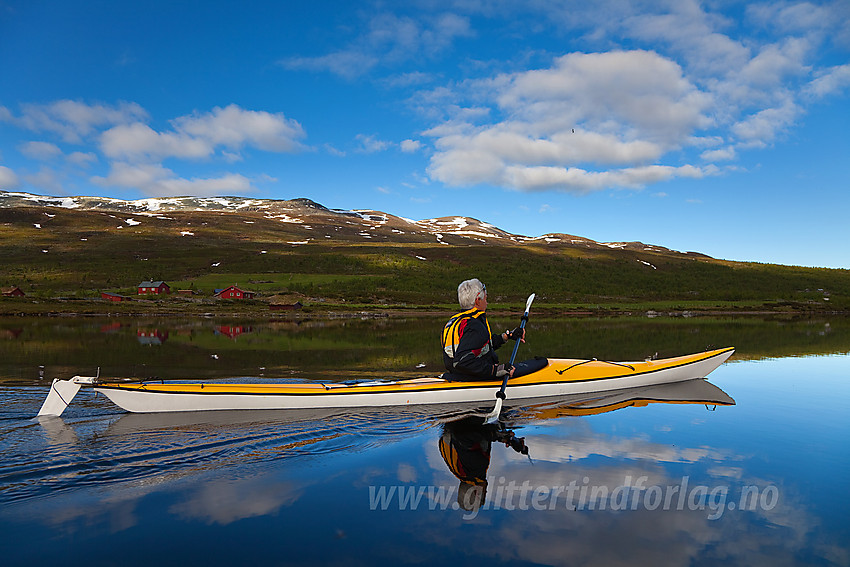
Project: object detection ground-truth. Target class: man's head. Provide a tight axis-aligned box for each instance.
[458,278,487,310]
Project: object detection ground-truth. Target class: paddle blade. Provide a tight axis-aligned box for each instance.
[484,396,503,424]
[524,293,535,314]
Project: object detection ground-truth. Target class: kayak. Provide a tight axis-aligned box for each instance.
[91,379,734,441]
[37,347,734,416]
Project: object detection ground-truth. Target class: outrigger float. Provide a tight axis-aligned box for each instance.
[37,347,734,417]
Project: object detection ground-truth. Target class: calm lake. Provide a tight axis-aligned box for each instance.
[1,315,848,566]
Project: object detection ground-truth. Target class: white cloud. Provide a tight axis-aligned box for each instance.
[735,38,811,89]
[282,51,380,80]
[100,105,306,162]
[731,98,801,146]
[805,63,850,98]
[174,105,305,153]
[700,147,736,161]
[434,127,664,168]
[621,2,752,77]
[605,0,843,148]
[92,162,173,189]
[502,164,710,193]
[323,143,346,157]
[382,71,436,88]
[355,134,391,153]
[100,122,214,161]
[280,12,472,79]
[413,0,850,194]
[92,162,254,197]
[498,50,711,144]
[20,141,63,160]
[8,100,148,143]
[425,50,714,193]
[0,165,20,189]
[4,100,306,196]
[65,151,97,167]
[155,174,253,196]
[400,139,422,152]
[746,1,835,35]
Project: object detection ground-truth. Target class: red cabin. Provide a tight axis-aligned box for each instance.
[1,286,25,297]
[138,281,170,295]
[101,292,131,302]
[214,285,256,299]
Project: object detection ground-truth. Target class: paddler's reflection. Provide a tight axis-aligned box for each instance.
[439,416,528,512]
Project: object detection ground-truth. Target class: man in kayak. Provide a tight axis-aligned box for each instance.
[442,278,544,380]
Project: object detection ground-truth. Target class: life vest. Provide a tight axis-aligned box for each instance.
[441,308,493,363]
[439,428,490,486]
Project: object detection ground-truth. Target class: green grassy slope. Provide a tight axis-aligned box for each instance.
[1,206,847,313]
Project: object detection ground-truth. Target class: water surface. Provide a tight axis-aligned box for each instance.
[0,316,847,566]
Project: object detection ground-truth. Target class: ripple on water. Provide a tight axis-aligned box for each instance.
[0,386,470,505]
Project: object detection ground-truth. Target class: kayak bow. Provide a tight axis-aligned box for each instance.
[37,347,734,416]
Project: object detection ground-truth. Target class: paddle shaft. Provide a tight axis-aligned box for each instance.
[496,293,535,400]
[497,313,529,398]
[484,293,535,424]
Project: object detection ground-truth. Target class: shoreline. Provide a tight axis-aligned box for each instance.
[1,301,847,319]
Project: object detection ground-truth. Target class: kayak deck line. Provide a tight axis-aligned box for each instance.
[37,347,735,416]
[556,359,636,374]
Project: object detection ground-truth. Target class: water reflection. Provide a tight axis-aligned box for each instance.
[434,379,735,514]
[9,380,734,511]
[1,315,848,386]
[440,417,529,511]
[0,350,850,565]
[213,325,253,340]
[1,317,848,566]
[137,328,168,345]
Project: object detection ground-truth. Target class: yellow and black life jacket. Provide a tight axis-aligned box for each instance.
[441,308,493,362]
[439,429,489,486]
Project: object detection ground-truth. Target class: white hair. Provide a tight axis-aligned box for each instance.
[457,278,485,309]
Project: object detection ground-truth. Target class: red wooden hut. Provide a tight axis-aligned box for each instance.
[214,285,256,299]
[1,286,25,297]
[138,281,170,295]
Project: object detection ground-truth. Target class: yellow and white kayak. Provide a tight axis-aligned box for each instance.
[37,347,734,416]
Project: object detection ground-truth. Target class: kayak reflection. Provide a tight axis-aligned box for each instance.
[438,378,734,512]
[506,377,735,421]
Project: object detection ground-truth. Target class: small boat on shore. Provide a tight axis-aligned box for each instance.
[37,347,734,416]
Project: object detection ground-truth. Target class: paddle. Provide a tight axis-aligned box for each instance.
[484,293,535,424]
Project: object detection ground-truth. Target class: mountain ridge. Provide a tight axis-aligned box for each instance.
[1,190,847,312]
[0,190,706,258]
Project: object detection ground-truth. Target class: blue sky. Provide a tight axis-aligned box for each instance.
[1,0,849,268]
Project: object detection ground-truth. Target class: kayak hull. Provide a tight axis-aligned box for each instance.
[92,347,735,413]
